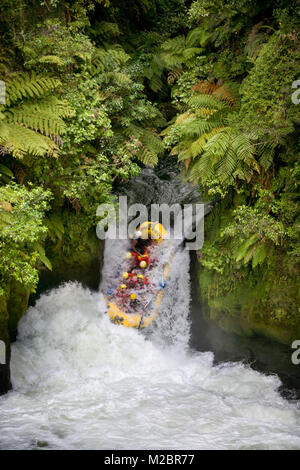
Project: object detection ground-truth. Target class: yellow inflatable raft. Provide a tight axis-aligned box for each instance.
[139,221,167,241]
[106,222,170,329]
[107,262,170,328]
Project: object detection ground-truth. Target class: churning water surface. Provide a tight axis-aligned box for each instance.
[1,164,300,449]
[0,237,300,450]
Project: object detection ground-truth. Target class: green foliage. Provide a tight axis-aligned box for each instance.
[0,0,299,341]
[163,81,261,194]
[239,31,300,145]
[0,183,52,294]
[20,19,94,72]
[0,2,168,313]
[222,205,285,269]
[141,27,207,92]
[0,73,72,158]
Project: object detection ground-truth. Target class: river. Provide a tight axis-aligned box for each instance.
[0,161,299,450]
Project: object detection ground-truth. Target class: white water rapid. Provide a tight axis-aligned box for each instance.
[0,165,299,449]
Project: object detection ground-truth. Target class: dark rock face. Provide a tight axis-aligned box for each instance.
[189,251,300,400]
[0,353,12,395]
[0,283,29,395]
[32,238,104,299]
[0,236,104,396]
[0,295,11,395]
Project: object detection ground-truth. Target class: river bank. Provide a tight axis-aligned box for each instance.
[189,252,300,400]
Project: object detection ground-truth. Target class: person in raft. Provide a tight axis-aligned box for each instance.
[131,229,152,255]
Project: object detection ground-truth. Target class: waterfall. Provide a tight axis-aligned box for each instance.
[0,163,299,450]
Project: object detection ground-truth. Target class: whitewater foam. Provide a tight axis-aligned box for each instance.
[0,165,299,450]
[0,282,299,450]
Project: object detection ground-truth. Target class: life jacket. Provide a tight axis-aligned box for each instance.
[129,299,141,311]
[116,288,128,299]
[127,275,138,288]
[131,251,150,267]
[137,276,149,288]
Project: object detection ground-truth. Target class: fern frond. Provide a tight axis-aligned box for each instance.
[252,243,267,268]
[141,130,164,154]
[144,52,165,92]
[136,129,164,166]
[191,81,236,107]
[161,36,186,54]
[39,55,66,67]
[45,214,64,241]
[136,146,158,166]
[186,128,259,187]
[212,84,236,107]
[180,117,217,138]
[192,81,219,94]
[100,71,132,86]
[6,101,67,136]
[167,69,183,85]
[0,122,58,158]
[258,144,275,170]
[5,73,61,106]
[107,46,130,65]
[188,94,228,110]
[245,22,268,59]
[190,128,224,158]
[174,112,193,125]
[189,151,214,182]
[186,27,212,47]
[182,47,203,61]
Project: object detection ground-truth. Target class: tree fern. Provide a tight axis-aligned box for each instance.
[89,46,130,77]
[245,22,269,60]
[160,34,203,70]
[186,27,213,48]
[5,73,61,106]
[163,81,262,190]
[251,243,267,268]
[6,100,68,136]
[167,69,183,85]
[122,126,164,167]
[45,213,65,242]
[189,128,258,185]
[0,123,58,158]
[0,73,72,159]
[0,163,13,184]
[144,28,205,92]
[258,143,276,170]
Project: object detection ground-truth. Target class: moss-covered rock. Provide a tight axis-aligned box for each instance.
[7,281,30,342]
[197,202,300,346]
[0,292,11,395]
[37,228,104,293]
[0,281,29,395]
[1,214,104,395]
[199,287,300,345]
[0,281,31,394]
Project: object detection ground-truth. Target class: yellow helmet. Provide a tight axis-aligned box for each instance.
[139,221,166,242]
[125,252,132,259]
[130,293,137,300]
[122,272,129,279]
[120,284,127,290]
[137,274,144,279]
[139,260,147,269]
